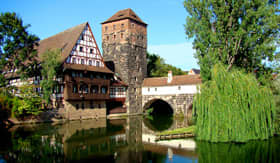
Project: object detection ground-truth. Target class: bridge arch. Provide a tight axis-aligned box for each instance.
[143,98,174,115]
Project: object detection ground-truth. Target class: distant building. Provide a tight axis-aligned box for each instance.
[188,68,200,75]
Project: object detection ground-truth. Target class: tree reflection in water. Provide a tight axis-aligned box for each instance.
[196,137,280,163]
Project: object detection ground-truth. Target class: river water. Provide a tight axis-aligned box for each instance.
[0,115,280,162]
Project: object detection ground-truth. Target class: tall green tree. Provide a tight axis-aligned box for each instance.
[40,49,61,105]
[0,12,39,87]
[147,52,187,77]
[184,0,280,81]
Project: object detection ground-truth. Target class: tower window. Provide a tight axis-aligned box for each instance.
[79,46,83,52]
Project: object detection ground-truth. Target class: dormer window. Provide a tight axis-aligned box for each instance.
[119,14,124,17]
[79,46,83,52]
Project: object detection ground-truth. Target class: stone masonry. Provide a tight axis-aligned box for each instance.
[142,94,194,116]
[102,9,147,114]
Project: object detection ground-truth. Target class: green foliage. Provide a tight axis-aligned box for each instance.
[147,52,186,77]
[12,84,42,117]
[40,49,61,105]
[184,0,280,81]
[193,63,276,142]
[0,12,40,87]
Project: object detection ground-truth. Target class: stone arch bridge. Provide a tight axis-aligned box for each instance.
[141,73,201,116]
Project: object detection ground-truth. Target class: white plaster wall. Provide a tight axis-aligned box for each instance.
[142,85,199,96]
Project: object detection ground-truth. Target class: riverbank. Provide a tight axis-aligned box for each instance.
[156,126,195,141]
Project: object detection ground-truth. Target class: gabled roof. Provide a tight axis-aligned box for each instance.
[143,75,202,87]
[37,22,113,74]
[37,22,87,63]
[101,8,147,25]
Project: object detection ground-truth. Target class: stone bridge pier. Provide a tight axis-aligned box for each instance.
[142,94,195,116]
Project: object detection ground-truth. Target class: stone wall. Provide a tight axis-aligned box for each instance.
[142,94,194,116]
[102,19,147,114]
[58,100,107,120]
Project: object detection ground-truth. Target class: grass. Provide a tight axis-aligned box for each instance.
[157,125,196,136]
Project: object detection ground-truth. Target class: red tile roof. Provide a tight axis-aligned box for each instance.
[143,75,202,87]
[101,8,147,25]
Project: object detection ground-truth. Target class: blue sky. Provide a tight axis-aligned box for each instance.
[0,0,199,71]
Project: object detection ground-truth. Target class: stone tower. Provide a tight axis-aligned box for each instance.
[101,9,147,114]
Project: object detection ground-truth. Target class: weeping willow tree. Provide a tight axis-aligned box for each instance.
[193,64,276,142]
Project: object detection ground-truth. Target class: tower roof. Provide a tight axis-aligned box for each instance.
[101,8,147,25]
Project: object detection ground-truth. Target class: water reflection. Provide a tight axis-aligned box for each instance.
[0,115,280,162]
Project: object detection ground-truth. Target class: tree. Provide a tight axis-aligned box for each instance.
[40,49,61,105]
[147,52,187,77]
[184,0,280,81]
[193,64,275,142]
[0,12,39,87]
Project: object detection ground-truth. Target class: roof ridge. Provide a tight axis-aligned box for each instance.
[40,22,87,43]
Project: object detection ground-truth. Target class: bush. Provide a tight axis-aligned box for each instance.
[193,63,276,142]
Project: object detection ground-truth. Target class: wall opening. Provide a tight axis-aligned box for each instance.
[144,99,173,115]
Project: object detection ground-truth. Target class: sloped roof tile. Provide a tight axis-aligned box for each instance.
[143,75,202,87]
[102,8,147,25]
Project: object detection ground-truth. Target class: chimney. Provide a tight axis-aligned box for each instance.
[167,71,172,83]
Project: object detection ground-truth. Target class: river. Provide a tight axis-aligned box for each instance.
[0,115,280,162]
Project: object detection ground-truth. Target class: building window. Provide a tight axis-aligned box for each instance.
[81,35,84,40]
[155,88,157,91]
[76,104,79,109]
[90,101,94,109]
[178,86,181,90]
[89,60,92,66]
[121,24,124,28]
[148,88,150,92]
[81,59,84,64]
[113,35,116,40]
[73,84,78,93]
[91,85,98,94]
[113,24,116,30]
[96,61,100,67]
[90,49,93,54]
[82,103,85,109]
[79,46,83,52]
[121,33,123,39]
[107,36,109,41]
[72,58,76,64]
[131,23,135,28]
[101,86,107,94]
[105,26,108,31]
[98,104,101,109]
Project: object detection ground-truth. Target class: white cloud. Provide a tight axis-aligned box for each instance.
[148,42,199,71]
